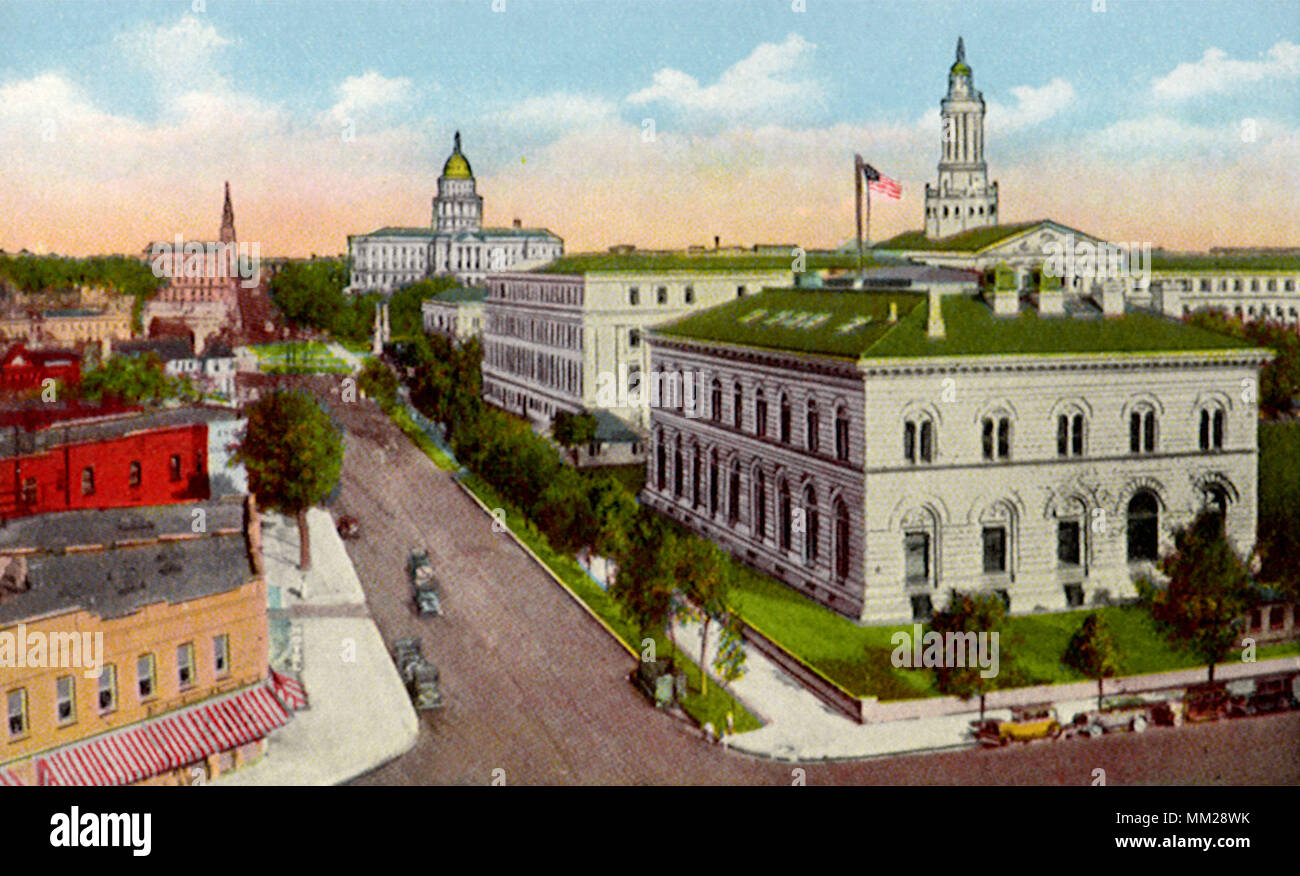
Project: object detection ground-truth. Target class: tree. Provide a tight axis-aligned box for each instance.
[712,615,748,701]
[78,353,193,405]
[552,410,599,464]
[1137,510,1258,682]
[929,590,1011,719]
[357,358,398,410]
[235,389,344,570]
[586,473,638,561]
[676,538,731,696]
[1063,612,1122,709]
[610,517,681,664]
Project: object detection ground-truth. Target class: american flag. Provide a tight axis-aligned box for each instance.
[862,163,902,200]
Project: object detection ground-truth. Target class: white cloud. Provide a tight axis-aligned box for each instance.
[491,92,617,134]
[626,33,823,123]
[327,71,415,125]
[985,78,1076,133]
[1152,40,1300,100]
[116,15,233,98]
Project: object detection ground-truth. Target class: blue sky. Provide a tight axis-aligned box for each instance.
[1,0,1296,254]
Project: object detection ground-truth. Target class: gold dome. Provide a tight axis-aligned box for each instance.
[442,131,473,179]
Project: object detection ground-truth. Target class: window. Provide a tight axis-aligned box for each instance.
[982,416,1010,460]
[170,454,183,481]
[778,481,792,551]
[806,400,820,453]
[710,379,722,423]
[755,389,768,438]
[128,460,142,488]
[982,526,1008,574]
[692,447,702,509]
[904,417,934,463]
[834,500,850,581]
[684,285,695,304]
[1126,490,1160,562]
[803,486,819,567]
[81,466,95,496]
[1203,484,1229,534]
[20,477,36,506]
[628,286,640,305]
[673,440,683,498]
[99,665,117,713]
[727,460,741,524]
[629,329,641,348]
[1199,408,1225,451]
[8,689,27,737]
[753,469,767,539]
[137,654,155,700]
[628,364,642,397]
[213,635,229,676]
[736,285,747,298]
[177,643,195,688]
[709,450,720,516]
[1058,520,1082,568]
[779,394,791,443]
[656,433,666,490]
[1129,408,1156,454]
[835,408,850,461]
[904,532,931,586]
[56,675,76,724]
[1057,413,1085,457]
[733,382,743,429]
[656,286,667,305]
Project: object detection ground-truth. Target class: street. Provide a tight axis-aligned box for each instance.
[328,397,1300,785]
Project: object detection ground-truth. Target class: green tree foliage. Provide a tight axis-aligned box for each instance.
[78,353,194,405]
[357,359,398,410]
[610,514,682,660]
[929,590,1012,719]
[235,389,344,570]
[0,253,164,334]
[388,277,458,338]
[268,258,385,343]
[551,409,599,463]
[1257,421,1300,597]
[1136,510,1258,682]
[1187,309,1300,417]
[676,538,731,695]
[1063,611,1122,709]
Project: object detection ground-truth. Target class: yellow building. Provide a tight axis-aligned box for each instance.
[0,496,298,786]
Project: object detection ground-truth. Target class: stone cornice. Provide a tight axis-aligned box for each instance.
[648,334,860,380]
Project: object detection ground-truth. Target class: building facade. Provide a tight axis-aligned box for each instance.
[347,133,564,293]
[0,305,132,353]
[644,285,1269,624]
[0,344,80,393]
[422,286,486,341]
[924,38,998,240]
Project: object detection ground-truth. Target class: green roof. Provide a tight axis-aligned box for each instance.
[655,288,1260,360]
[431,285,487,303]
[481,227,561,239]
[534,250,873,275]
[872,220,1094,254]
[357,226,433,238]
[1150,252,1300,272]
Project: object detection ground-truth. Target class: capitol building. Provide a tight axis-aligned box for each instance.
[347,133,563,292]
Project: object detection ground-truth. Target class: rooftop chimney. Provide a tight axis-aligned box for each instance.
[1100,278,1125,317]
[926,288,945,339]
[513,218,522,228]
[1156,280,1181,318]
[714,235,720,250]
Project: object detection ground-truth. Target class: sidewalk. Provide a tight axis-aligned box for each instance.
[214,508,418,785]
[671,613,1299,761]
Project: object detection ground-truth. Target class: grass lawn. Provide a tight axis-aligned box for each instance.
[722,555,1299,701]
[389,404,458,471]
[251,341,332,358]
[459,473,763,734]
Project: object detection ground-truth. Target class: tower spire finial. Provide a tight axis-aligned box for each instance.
[220,180,235,244]
[956,36,965,63]
[454,130,461,153]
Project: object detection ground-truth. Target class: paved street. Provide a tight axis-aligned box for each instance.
[328,396,1300,785]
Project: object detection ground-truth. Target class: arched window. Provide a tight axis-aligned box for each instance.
[709,449,720,516]
[803,485,819,567]
[1199,407,1226,451]
[1127,490,1160,562]
[692,445,702,508]
[755,388,768,437]
[806,399,820,452]
[672,438,683,498]
[710,379,722,423]
[904,416,935,463]
[834,499,850,581]
[655,431,666,491]
[779,394,792,443]
[1057,412,1085,457]
[835,406,850,461]
[728,459,741,524]
[733,382,744,429]
[982,415,1011,460]
[1203,483,1229,534]
[1129,406,1157,454]
[778,480,792,551]
[753,468,767,540]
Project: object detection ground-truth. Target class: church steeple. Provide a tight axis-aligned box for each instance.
[925,38,998,239]
[956,36,965,64]
[220,181,235,243]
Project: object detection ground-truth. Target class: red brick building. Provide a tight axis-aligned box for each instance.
[0,406,237,521]
[0,343,80,393]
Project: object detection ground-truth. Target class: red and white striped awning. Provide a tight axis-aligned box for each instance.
[269,668,309,711]
[37,682,290,787]
[0,768,22,787]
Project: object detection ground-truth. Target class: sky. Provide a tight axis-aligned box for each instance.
[0,0,1297,257]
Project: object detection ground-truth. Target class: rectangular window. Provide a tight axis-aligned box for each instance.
[835,417,850,461]
[656,286,667,305]
[982,418,994,460]
[997,418,1010,459]
[138,654,156,700]
[684,285,695,304]
[7,689,27,737]
[904,532,930,585]
[629,328,640,348]
[628,286,640,306]
[1129,412,1141,453]
[99,665,117,713]
[736,285,747,298]
[20,477,36,506]
[904,421,917,463]
[177,643,195,687]
[214,635,230,676]
[1057,415,1069,457]
[982,526,1007,575]
[169,454,182,481]
[56,675,76,724]
[81,466,95,496]
[1057,521,1081,567]
[129,460,142,488]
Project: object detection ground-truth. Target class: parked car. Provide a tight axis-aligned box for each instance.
[408,548,443,616]
[972,704,1061,747]
[390,638,443,711]
[335,515,360,539]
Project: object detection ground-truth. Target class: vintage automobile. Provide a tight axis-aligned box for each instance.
[391,638,444,711]
[335,515,360,539]
[631,659,682,710]
[972,704,1061,747]
[408,548,443,617]
[1185,681,1229,723]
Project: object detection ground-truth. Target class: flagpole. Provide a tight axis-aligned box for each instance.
[864,172,871,279]
[855,155,864,278]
